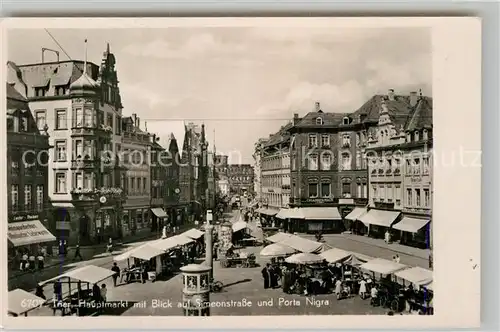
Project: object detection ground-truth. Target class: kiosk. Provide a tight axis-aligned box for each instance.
[180,264,211,316]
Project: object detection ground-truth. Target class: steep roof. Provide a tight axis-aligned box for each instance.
[264,122,293,147]
[6,84,27,102]
[351,94,413,126]
[405,97,433,131]
[294,111,348,128]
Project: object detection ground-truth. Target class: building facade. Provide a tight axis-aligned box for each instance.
[7,83,52,251]
[228,164,254,195]
[260,125,292,210]
[215,154,229,196]
[121,114,151,237]
[7,44,126,244]
[252,138,268,201]
[163,133,182,228]
[149,134,168,234]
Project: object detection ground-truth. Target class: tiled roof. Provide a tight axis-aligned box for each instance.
[294,111,348,128]
[6,84,27,102]
[351,94,413,127]
[264,122,293,147]
[405,97,433,131]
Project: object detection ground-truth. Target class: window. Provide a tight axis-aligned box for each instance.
[379,185,385,202]
[75,173,83,189]
[406,189,412,206]
[342,182,351,197]
[416,189,421,206]
[138,178,142,193]
[342,134,350,147]
[55,86,67,96]
[423,129,429,140]
[387,184,393,202]
[413,158,421,174]
[341,152,351,170]
[55,141,67,161]
[74,108,83,127]
[406,133,411,142]
[316,117,323,125]
[308,134,318,148]
[357,183,362,198]
[11,161,19,175]
[343,117,350,125]
[308,154,318,171]
[356,151,362,169]
[395,185,401,204]
[24,185,32,210]
[143,177,147,192]
[107,114,113,129]
[308,182,318,198]
[115,117,121,135]
[35,110,46,130]
[414,131,420,141]
[372,185,378,200]
[83,140,93,159]
[128,177,133,193]
[406,159,412,174]
[424,189,430,207]
[321,182,331,197]
[55,109,67,129]
[84,173,93,189]
[11,185,19,211]
[423,156,430,175]
[321,134,330,147]
[55,172,67,193]
[321,153,332,170]
[84,108,93,127]
[35,87,47,97]
[19,115,28,132]
[363,183,368,198]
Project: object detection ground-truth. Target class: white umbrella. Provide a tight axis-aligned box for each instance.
[285,252,325,265]
[260,243,297,257]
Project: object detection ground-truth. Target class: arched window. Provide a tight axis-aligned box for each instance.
[423,129,428,140]
[414,131,420,141]
[343,117,351,125]
[406,133,411,142]
[341,152,351,171]
[316,117,323,125]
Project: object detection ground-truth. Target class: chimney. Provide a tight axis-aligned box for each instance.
[293,113,299,125]
[388,89,395,101]
[314,101,321,112]
[153,134,156,143]
[409,91,418,107]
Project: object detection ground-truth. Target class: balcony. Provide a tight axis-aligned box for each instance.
[71,125,113,139]
[71,157,100,170]
[71,187,125,204]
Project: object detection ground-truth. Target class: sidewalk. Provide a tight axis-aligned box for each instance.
[9,223,197,280]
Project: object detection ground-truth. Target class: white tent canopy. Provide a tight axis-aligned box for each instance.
[279,235,331,254]
[232,220,248,233]
[394,266,433,286]
[266,232,293,243]
[39,265,115,286]
[114,241,161,261]
[360,258,408,275]
[181,228,205,240]
[130,245,165,261]
[260,243,297,257]
[320,248,352,264]
[9,289,46,316]
[285,253,325,265]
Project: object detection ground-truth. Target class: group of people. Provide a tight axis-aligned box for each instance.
[260,263,281,289]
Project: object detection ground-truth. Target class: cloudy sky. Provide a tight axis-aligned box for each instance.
[8,27,431,164]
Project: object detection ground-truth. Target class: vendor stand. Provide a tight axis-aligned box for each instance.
[38,265,115,316]
[394,267,434,314]
[260,243,297,257]
[283,253,330,295]
[359,258,408,311]
[128,245,165,282]
[8,288,46,317]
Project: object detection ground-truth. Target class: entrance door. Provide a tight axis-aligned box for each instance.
[79,215,90,241]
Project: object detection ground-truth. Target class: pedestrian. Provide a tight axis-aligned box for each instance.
[111,262,120,286]
[20,252,28,271]
[35,285,46,300]
[100,284,107,302]
[63,240,68,256]
[92,283,101,302]
[395,254,400,264]
[37,252,44,270]
[107,238,113,254]
[261,263,271,289]
[73,243,83,261]
[385,230,391,243]
[392,255,397,263]
[370,285,379,306]
[28,254,36,271]
[335,279,343,300]
[359,279,367,299]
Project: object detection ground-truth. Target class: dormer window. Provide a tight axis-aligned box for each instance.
[55,85,67,96]
[343,117,351,125]
[406,133,411,142]
[34,87,47,97]
[414,131,420,141]
[316,117,323,125]
[423,129,428,140]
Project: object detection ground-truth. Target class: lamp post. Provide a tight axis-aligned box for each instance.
[204,212,214,281]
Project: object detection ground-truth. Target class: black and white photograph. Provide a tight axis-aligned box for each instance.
[1,17,481,329]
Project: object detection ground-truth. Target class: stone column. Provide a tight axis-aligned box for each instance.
[204,224,214,280]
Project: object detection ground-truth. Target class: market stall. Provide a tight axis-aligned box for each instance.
[279,234,331,254]
[181,228,205,240]
[260,243,297,257]
[8,288,46,317]
[129,245,165,281]
[394,266,433,288]
[320,248,352,264]
[285,253,325,265]
[39,265,116,316]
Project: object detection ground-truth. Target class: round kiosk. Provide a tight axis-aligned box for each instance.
[217,221,233,258]
[180,264,211,316]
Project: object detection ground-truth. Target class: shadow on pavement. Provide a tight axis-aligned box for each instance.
[222,278,252,290]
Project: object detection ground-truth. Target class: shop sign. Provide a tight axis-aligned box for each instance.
[11,214,39,222]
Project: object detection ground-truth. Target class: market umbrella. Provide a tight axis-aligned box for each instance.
[260,243,297,257]
[285,252,325,265]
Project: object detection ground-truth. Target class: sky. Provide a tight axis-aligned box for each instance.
[8,27,431,164]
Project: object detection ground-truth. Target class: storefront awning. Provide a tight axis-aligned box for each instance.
[299,207,341,220]
[232,221,248,232]
[181,228,205,240]
[276,208,305,219]
[9,289,46,316]
[151,207,168,218]
[345,207,368,221]
[392,217,430,233]
[8,220,56,247]
[360,258,408,275]
[52,202,74,208]
[359,209,401,227]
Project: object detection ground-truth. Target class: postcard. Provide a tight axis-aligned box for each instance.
[0,17,481,329]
